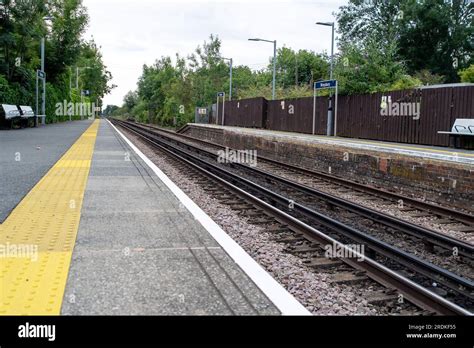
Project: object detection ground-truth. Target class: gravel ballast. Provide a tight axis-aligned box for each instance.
[120,127,423,315]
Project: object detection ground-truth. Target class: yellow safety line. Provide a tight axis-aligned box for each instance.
[0,120,99,315]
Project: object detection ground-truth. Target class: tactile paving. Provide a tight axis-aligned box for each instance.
[0,120,99,315]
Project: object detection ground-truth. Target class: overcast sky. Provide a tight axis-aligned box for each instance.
[82,0,348,107]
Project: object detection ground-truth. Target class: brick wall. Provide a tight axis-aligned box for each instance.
[182,125,473,210]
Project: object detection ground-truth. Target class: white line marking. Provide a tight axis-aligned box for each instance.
[108,119,311,316]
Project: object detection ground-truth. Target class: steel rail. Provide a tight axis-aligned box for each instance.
[112,118,472,316]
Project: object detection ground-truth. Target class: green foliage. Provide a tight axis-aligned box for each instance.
[334,40,407,94]
[102,104,119,116]
[274,47,329,88]
[458,64,474,82]
[413,70,446,85]
[337,0,473,84]
[398,0,473,82]
[0,0,113,123]
[121,1,472,124]
[124,35,329,126]
[390,75,423,91]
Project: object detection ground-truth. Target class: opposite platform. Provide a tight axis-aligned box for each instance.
[181,124,473,211]
[186,123,474,165]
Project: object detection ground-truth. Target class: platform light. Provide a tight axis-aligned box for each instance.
[316,21,336,136]
[248,38,277,100]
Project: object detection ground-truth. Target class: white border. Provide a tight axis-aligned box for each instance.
[107,120,311,316]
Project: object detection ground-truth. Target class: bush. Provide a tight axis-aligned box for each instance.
[389,75,422,91]
[458,65,474,83]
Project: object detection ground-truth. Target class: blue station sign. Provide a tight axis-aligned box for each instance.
[314,80,337,89]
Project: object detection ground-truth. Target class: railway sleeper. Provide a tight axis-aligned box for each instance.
[451,226,474,233]
[366,291,399,306]
[305,258,344,269]
[408,212,433,218]
[329,272,368,285]
[247,217,274,224]
[275,236,307,243]
[432,218,457,224]
[240,210,261,217]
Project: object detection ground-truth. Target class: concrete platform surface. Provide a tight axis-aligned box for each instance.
[191,124,474,165]
[61,120,292,315]
[0,120,93,222]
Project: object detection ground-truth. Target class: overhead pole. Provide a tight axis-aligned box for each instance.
[41,38,45,125]
[272,40,276,100]
[40,15,53,125]
[248,38,277,100]
[316,21,335,136]
[229,58,233,101]
[221,57,233,101]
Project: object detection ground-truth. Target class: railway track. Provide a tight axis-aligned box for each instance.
[129,122,474,258]
[112,118,473,315]
[152,122,474,225]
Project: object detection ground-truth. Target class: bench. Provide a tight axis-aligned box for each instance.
[438,119,474,149]
[0,104,21,129]
[0,105,39,129]
[18,105,37,127]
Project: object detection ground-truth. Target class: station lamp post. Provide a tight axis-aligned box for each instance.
[220,57,233,101]
[248,38,277,100]
[76,66,92,90]
[38,15,53,125]
[316,21,335,136]
[74,66,93,120]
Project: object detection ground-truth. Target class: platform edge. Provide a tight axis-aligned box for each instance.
[107,119,311,316]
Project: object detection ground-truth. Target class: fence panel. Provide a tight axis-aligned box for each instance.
[211,86,473,147]
[219,97,267,128]
[266,96,328,134]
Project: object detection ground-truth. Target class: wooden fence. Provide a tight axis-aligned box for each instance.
[217,97,267,128]
[215,85,474,147]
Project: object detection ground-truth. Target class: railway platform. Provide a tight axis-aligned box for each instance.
[182,124,474,165]
[0,119,308,315]
[180,124,473,211]
[0,120,93,223]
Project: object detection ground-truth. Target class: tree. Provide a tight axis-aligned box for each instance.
[0,0,112,123]
[459,64,474,82]
[337,0,403,49]
[103,104,119,116]
[273,47,329,88]
[335,40,408,94]
[46,0,89,82]
[123,90,138,111]
[336,0,473,83]
[76,39,114,102]
[398,0,473,82]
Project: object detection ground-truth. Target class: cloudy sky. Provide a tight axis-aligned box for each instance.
[82,0,347,107]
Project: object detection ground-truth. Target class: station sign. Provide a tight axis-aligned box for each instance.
[315,79,337,89]
[313,79,339,137]
[217,92,225,97]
